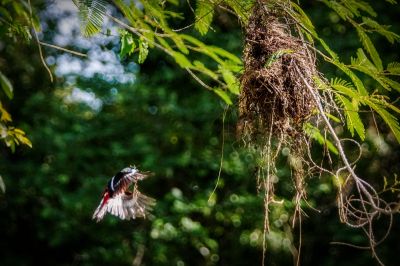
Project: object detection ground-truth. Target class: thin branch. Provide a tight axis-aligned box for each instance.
[39,42,87,57]
[208,105,229,202]
[28,0,53,82]
[186,68,213,90]
[297,67,384,213]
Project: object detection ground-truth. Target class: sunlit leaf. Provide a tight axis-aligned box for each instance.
[119,31,136,58]
[74,0,107,37]
[0,72,13,99]
[0,103,12,122]
[356,26,383,70]
[194,0,214,36]
[172,52,192,68]
[304,123,338,155]
[213,88,232,105]
[220,67,240,95]
[387,62,400,74]
[335,94,365,140]
[138,38,149,64]
[0,175,5,193]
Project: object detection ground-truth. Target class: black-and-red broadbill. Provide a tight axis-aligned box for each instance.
[92,166,155,222]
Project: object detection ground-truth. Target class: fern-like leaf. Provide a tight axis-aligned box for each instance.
[322,0,353,20]
[356,25,383,70]
[138,38,149,64]
[213,88,232,105]
[223,0,254,24]
[387,62,400,74]
[75,0,107,37]
[351,49,393,91]
[290,2,317,36]
[335,94,365,140]
[194,0,215,36]
[342,0,376,17]
[381,77,400,93]
[304,123,338,155]
[330,77,358,98]
[367,100,400,143]
[220,67,240,95]
[362,17,400,44]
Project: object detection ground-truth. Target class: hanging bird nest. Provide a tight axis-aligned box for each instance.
[237,0,323,239]
[238,1,317,144]
[236,2,397,264]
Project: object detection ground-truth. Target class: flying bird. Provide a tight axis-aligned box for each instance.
[92,166,156,222]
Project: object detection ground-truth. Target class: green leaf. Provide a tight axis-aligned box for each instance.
[325,112,341,123]
[138,38,149,64]
[220,67,240,95]
[382,77,400,93]
[0,175,5,193]
[312,37,369,96]
[208,46,242,65]
[0,102,12,122]
[119,31,136,58]
[331,59,367,95]
[343,0,376,17]
[322,0,353,20]
[264,49,294,68]
[290,2,317,36]
[362,17,400,44]
[75,0,107,37]
[0,72,13,99]
[194,0,215,35]
[166,0,179,6]
[385,0,397,5]
[193,61,218,80]
[335,94,365,140]
[304,123,338,155]
[223,0,254,24]
[213,88,232,105]
[170,33,189,54]
[367,100,400,143]
[15,130,32,148]
[172,52,192,68]
[351,49,392,91]
[356,26,383,70]
[387,62,400,74]
[330,78,359,99]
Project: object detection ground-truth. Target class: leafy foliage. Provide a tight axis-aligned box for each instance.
[0,0,34,153]
[73,0,107,37]
[0,71,13,99]
[75,0,243,105]
[288,0,400,144]
[194,0,215,35]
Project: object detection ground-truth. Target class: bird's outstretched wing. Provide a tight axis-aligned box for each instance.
[92,189,156,222]
[109,167,150,196]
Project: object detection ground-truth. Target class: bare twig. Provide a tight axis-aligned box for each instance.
[39,41,87,57]
[28,0,53,82]
[208,105,229,202]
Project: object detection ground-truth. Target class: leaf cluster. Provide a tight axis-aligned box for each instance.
[0,0,35,155]
[288,0,400,143]
[74,0,244,104]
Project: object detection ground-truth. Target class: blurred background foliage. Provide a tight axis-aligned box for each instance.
[0,1,399,265]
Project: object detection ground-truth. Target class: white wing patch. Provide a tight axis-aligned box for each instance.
[93,190,155,222]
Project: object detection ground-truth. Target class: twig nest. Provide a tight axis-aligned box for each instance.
[238,2,317,142]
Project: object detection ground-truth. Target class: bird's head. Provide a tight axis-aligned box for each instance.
[120,166,138,174]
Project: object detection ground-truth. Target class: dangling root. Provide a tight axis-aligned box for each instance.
[239,1,398,265]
